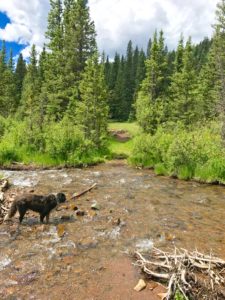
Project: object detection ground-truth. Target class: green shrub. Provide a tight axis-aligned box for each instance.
[0,116,6,137]
[195,157,225,183]
[155,163,168,175]
[129,134,155,167]
[45,120,85,160]
[0,142,19,165]
[0,117,108,167]
[130,123,225,183]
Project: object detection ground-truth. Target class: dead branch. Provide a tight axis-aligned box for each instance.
[70,183,97,200]
[134,247,225,299]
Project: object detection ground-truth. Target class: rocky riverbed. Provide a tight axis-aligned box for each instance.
[0,160,225,299]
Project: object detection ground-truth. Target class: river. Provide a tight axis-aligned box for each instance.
[0,161,225,299]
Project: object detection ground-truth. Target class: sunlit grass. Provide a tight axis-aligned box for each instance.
[108,122,140,158]
[108,137,134,157]
[108,121,141,136]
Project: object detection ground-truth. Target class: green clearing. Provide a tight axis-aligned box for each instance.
[108,122,140,158]
[108,122,141,136]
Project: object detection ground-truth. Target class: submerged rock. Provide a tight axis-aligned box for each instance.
[0,256,11,271]
[60,215,72,221]
[91,201,101,210]
[70,204,78,211]
[57,224,66,238]
[77,237,98,250]
[76,210,85,216]
[134,279,147,292]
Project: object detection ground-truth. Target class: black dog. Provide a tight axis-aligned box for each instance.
[4,193,66,223]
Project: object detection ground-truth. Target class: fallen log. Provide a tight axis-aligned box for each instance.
[71,183,97,200]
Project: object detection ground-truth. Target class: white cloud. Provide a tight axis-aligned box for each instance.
[0,0,50,57]
[0,0,218,58]
[89,0,217,56]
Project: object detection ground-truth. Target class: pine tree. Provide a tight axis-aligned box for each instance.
[175,35,184,72]
[64,0,97,79]
[46,0,63,52]
[108,53,120,118]
[20,45,41,146]
[123,40,135,120]
[0,41,7,115]
[147,38,152,58]
[0,41,6,73]
[0,43,17,116]
[44,0,66,119]
[193,37,212,73]
[211,0,225,142]
[196,50,218,121]
[108,52,120,90]
[133,49,146,119]
[5,49,17,114]
[15,53,26,106]
[44,0,98,119]
[169,38,198,125]
[112,56,126,120]
[104,56,111,88]
[38,46,48,134]
[129,46,140,119]
[136,31,168,133]
[76,52,108,148]
[135,49,146,93]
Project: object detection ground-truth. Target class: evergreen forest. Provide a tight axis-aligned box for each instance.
[1,0,225,183]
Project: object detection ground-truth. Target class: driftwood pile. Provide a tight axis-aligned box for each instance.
[134,247,225,299]
[0,178,9,221]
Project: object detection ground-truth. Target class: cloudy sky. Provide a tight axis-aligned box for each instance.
[0,0,218,59]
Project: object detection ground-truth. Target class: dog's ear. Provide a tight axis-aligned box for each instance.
[56,193,66,203]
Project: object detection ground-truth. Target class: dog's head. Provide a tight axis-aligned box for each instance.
[56,193,66,204]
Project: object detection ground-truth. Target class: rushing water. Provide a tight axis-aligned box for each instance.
[0,161,225,299]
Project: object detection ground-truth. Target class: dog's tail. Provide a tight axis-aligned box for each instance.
[4,201,17,221]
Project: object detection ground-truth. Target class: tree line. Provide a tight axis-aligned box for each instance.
[104,36,212,123]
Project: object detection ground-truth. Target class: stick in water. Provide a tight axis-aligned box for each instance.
[71,183,97,200]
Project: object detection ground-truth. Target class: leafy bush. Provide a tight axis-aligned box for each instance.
[45,120,85,160]
[0,115,6,137]
[130,129,173,168]
[0,117,108,166]
[0,141,19,165]
[130,123,225,183]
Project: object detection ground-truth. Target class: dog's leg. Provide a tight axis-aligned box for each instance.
[40,214,45,223]
[46,213,50,224]
[18,207,27,223]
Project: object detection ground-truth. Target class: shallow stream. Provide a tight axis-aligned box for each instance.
[0,161,224,299]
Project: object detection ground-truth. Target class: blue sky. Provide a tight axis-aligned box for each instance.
[0,12,26,58]
[0,0,218,59]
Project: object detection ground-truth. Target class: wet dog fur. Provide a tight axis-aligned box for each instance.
[4,193,66,224]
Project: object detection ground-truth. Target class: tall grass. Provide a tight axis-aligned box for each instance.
[0,117,108,167]
[108,122,141,158]
[130,122,225,184]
